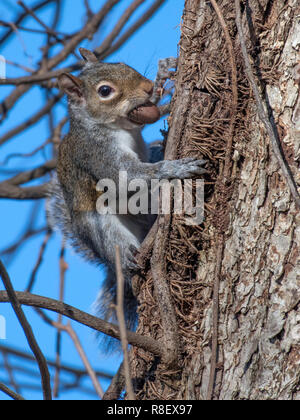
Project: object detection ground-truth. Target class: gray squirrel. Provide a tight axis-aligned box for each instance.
[48,48,206,336]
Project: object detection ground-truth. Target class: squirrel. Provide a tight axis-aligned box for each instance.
[48,48,206,340]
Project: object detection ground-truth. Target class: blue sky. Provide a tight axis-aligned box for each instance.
[0,0,184,400]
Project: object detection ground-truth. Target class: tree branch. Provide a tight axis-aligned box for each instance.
[0,183,50,200]
[0,381,26,401]
[0,343,113,381]
[0,0,58,47]
[0,95,62,146]
[115,246,135,400]
[0,260,52,400]
[102,362,125,400]
[0,290,164,358]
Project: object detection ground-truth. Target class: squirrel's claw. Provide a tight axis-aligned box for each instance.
[125,245,141,273]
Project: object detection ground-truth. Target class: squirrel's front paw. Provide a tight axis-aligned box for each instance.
[161,158,207,179]
[178,158,207,178]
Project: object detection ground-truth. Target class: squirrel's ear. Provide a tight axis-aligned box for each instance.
[79,48,98,63]
[58,73,84,102]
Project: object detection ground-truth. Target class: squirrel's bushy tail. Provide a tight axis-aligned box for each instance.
[94,267,138,350]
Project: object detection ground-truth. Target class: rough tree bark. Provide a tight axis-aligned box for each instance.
[130,0,300,400]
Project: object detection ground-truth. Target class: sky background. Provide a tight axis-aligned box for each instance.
[0,0,184,400]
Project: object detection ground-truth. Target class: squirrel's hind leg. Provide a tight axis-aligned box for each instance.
[74,211,141,276]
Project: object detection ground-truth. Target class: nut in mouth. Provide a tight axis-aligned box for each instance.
[127,101,160,125]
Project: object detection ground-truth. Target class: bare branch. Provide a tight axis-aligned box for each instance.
[0,381,26,401]
[17,1,64,43]
[0,183,50,200]
[52,321,104,399]
[0,95,62,146]
[2,351,20,395]
[0,0,58,47]
[115,246,135,400]
[53,244,67,398]
[101,0,167,58]
[95,0,145,57]
[0,290,164,357]
[26,230,52,293]
[0,160,55,200]
[0,343,113,381]
[3,160,56,186]
[0,260,52,400]
[102,362,125,400]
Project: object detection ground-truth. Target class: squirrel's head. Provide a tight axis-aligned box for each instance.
[58,48,160,130]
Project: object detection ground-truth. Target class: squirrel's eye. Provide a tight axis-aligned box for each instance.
[98,85,114,98]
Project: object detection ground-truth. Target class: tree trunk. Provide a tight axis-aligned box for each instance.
[130,0,300,400]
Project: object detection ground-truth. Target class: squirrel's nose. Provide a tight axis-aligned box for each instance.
[141,81,154,96]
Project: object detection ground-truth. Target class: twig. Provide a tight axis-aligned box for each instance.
[0,343,113,381]
[1,115,67,166]
[0,227,46,263]
[0,381,26,401]
[52,321,104,399]
[102,362,125,400]
[95,0,145,57]
[0,20,67,37]
[0,160,55,200]
[17,1,63,43]
[115,246,135,400]
[0,95,62,146]
[1,137,53,166]
[101,0,167,58]
[3,57,34,73]
[0,260,52,400]
[84,0,93,19]
[2,351,20,394]
[234,0,300,210]
[0,0,58,47]
[1,160,56,186]
[2,20,31,61]
[53,244,67,398]
[26,229,52,292]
